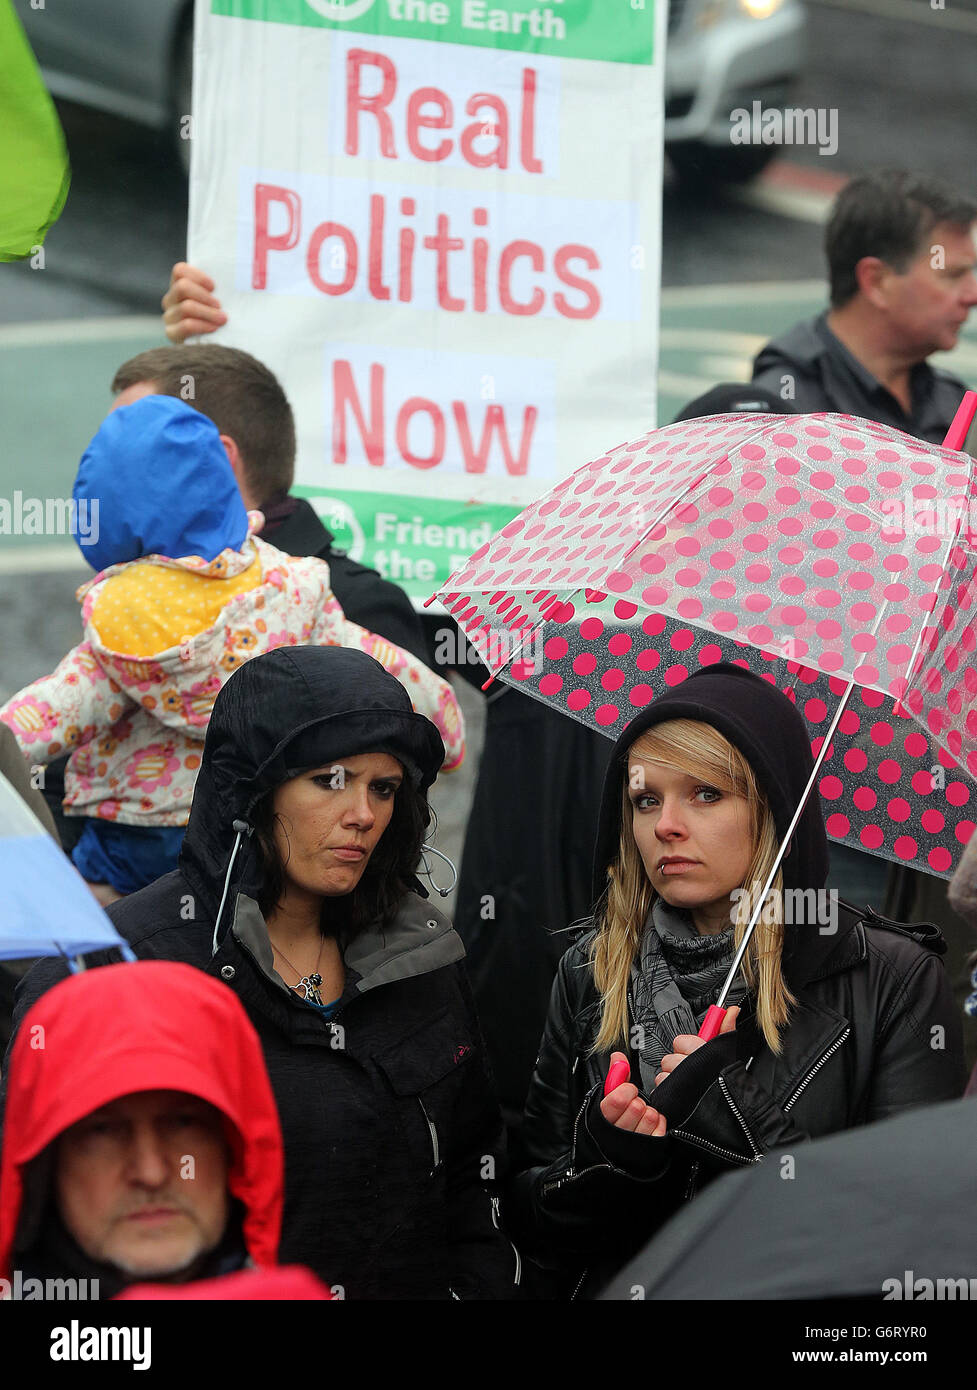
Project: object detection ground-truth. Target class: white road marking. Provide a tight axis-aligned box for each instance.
[659,327,768,355]
[0,544,87,575]
[658,369,724,401]
[0,317,159,348]
[701,352,760,379]
[732,180,835,226]
[661,280,826,307]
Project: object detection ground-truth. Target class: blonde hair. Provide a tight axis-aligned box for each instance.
[589,718,795,1056]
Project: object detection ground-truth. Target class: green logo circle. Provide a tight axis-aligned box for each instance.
[308,496,366,561]
[304,0,377,21]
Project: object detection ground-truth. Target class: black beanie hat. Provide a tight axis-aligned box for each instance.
[592,662,830,904]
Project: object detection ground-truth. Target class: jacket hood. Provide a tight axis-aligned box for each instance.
[0,961,284,1279]
[592,663,833,985]
[180,645,446,930]
[73,395,248,571]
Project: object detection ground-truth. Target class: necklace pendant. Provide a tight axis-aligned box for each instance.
[300,971,324,1006]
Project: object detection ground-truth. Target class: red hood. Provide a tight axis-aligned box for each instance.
[115,1265,332,1300]
[0,961,283,1278]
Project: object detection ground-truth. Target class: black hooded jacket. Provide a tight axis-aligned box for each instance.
[5,647,518,1300]
[508,664,965,1296]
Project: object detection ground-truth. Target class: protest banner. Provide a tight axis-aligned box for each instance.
[188,0,665,600]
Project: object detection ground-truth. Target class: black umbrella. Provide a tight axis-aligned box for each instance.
[600,1098,977,1300]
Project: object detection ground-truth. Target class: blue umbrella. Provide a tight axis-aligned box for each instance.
[0,772,135,964]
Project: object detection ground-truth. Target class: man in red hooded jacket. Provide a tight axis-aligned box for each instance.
[0,960,326,1299]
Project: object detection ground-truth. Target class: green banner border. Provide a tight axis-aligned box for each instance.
[210,0,655,66]
[295,485,521,601]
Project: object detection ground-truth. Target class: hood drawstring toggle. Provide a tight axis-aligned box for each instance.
[419,843,457,898]
[212,819,253,957]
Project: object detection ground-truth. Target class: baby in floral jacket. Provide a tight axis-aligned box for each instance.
[1,396,464,896]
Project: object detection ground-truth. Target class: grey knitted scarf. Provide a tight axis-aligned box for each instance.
[628,899,748,1093]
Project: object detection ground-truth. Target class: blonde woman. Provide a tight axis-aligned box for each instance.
[510,663,964,1298]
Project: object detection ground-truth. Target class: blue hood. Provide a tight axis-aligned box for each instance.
[73,395,249,572]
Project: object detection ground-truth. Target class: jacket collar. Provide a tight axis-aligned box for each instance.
[345,895,465,992]
[801,914,867,985]
[780,896,866,993]
[227,888,464,1007]
[790,897,950,991]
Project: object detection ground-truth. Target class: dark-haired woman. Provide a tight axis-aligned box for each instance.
[509,663,965,1298]
[7,647,518,1300]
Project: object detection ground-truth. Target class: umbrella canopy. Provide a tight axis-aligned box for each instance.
[433,412,977,877]
[0,772,134,961]
[599,1097,977,1300]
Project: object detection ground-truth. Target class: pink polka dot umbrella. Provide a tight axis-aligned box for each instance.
[430,403,977,1042]
[430,408,977,886]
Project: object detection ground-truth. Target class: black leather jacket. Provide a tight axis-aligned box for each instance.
[509,903,965,1297]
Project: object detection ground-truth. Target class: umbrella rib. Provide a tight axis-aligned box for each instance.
[478,590,582,691]
[482,466,721,690]
[618,467,715,567]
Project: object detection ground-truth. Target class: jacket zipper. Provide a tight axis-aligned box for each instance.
[718,1076,762,1160]
[671,1129,753,1166]
[491,1195,523,1287]
[417,1096,440,1172]
[447,1197,523,1298]
[570,1267,589,1301]
[539,1091,613,1197]
[683,1160,701,1201]
[782,1027,851,1112]
[677,1031,851,1159]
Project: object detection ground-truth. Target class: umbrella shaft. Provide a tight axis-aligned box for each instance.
[714,672,859,1011]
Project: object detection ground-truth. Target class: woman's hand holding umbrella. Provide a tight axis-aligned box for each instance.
[655,1006,740,1086]
[599,1053,668,1136]
[598,1007,740,1138]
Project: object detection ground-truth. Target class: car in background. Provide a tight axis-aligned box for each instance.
[666,0,806,182]
[15,0,193,166]
[16,0,805,183]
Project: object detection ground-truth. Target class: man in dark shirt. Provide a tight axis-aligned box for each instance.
[752,170,977,443]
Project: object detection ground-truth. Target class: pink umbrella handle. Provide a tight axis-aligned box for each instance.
[698,1005,727,1041]
[603,1057,631,1096]
[942,390,977,450]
